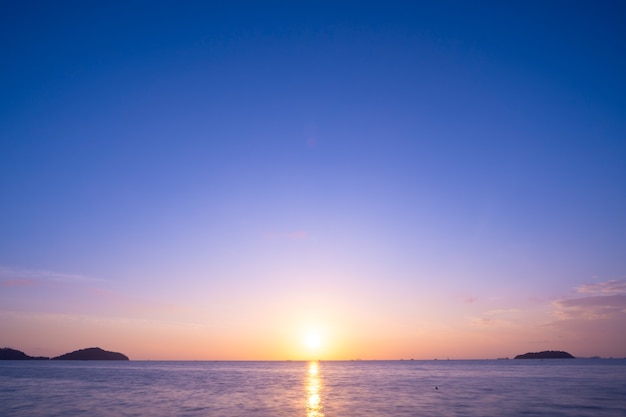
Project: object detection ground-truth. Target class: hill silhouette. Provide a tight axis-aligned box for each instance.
[1,347,129,360]
[0,348,49,360]
[514,350,574,359]
[52,347,129,360]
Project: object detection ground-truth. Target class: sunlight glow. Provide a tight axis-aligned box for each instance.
[306,361,324,417]
[306,332,321,350]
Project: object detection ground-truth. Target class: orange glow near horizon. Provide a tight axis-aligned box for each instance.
[3,288,624,361]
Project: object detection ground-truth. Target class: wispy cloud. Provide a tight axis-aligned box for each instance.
[265,230,309,241]
[543,279,626,355]
[470,317,511,327]
[96,289,188,315]
[553,280,626,320]
[0,278,36,287]
[484,308,522,316]
[0,266,104,285]
[469,308,521,327]
[0,265,185,317]
[575,280,626,295]
[0,309,206,335]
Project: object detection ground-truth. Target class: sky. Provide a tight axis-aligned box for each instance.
[1,1,625,360]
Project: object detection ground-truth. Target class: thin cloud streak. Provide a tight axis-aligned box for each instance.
[0,266,105,284]
[575,280,626,295]
[0,265,187,317]
[554,279,626,319]
[265,230,310,241]
[0,278,36,287]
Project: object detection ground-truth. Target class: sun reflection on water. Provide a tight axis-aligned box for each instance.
[306,361,324,417]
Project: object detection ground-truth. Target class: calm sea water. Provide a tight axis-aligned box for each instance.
[1,359,625,416]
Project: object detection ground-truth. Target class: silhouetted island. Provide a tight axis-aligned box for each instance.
[0,348,49,360]
[1,347,129,360]
[514,350,574,359]
[52,347,129,360]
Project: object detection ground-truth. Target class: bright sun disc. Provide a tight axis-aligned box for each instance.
[306,332,321,350]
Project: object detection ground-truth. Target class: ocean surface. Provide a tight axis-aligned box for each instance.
[1,359,625,416]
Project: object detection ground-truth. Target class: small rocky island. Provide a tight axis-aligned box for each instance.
[1,347,129,361]
[52,347,129,360]
[514,350,574,359]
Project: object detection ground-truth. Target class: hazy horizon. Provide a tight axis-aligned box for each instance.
[3,344,615,361]
[1,1,625,361]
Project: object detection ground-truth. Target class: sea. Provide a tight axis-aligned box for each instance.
[1,359,625,416]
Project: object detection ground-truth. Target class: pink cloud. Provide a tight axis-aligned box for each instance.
[266,230,309,240]
[0,278,36,287]
[469,308,521,328]
[546,281,626,355]
[575,279,626,295]
[551,279,626,321]
[85,286,187,315]
[471,317,497,326]
[88,288,116,298]
[284,230,308,240]
[0,266,101,284]
[554,294,626,320]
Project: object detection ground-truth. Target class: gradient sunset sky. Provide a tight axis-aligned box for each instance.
[1,1,625,360]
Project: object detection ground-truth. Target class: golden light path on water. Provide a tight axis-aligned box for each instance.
[306,361,324,417]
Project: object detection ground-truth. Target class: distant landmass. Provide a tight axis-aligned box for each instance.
[0,347,50,360]
[514,350,575,359]
[1,347,129,361]
[52,347,129,360]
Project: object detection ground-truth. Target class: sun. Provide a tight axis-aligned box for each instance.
[305,332,321,350]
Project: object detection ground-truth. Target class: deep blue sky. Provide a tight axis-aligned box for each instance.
[1,1,625,359]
